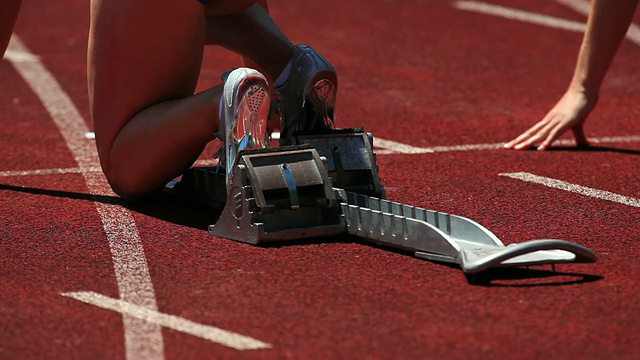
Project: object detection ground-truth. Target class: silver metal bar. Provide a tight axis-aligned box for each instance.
[336,189,597,273]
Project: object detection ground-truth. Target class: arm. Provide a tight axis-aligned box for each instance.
[505,0,640,150]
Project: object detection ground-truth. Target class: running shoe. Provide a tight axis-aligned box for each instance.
[217,67,270,192]
[273,45,338,146]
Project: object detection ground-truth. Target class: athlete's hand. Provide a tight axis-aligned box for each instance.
[505,90,597,151]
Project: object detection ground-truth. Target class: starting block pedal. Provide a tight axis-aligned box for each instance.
[165,166,227,208]
[166,129,597,274]
[209,145,345,244]
[291,128,385,198]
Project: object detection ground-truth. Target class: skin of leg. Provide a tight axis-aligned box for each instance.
[210,0,280,77]
[90,0,295,200]
[205,2,294,80]
[0,0,21,58]
[89,0,218,199]
[204,0,260,16]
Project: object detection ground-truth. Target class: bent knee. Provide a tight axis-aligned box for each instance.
[104,166,161,201]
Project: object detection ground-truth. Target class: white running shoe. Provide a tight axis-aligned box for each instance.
[217,67,270,192]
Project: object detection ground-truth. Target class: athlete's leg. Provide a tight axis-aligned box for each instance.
[205,3,338,145]
[0,0,21,58]
[205,3,294,80]
[89,0,216,199]
[90,0,297,199]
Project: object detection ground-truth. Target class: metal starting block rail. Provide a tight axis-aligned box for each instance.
[166,128,596,274]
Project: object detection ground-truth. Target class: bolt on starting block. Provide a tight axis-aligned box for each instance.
[165,128,596,274]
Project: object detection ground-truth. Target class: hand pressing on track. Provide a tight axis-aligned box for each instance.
[504,89,597,151]
[505,0,640,151]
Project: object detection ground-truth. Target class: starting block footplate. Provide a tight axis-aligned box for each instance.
[166,130,597,274]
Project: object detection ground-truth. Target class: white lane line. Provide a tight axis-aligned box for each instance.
[0,166,102,177]
[7,35,165,359]
[62,292,272,351]
[553,0,590,14]
[454,0,640,47]
[2,135,639,178]
[500,172,640,208]
[374,138,435,154]
[453,1,586,32]
[555,0,640,46]
[3,47,40,62]
[193,159,218,167]
[373,135,640,154]
[7,34,271,356]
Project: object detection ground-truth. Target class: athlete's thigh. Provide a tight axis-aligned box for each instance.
[88,0,206,161]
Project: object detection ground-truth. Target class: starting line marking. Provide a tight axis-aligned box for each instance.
[454,0,640,47]
[500,172,640,208]
[453,1,586,32]
[8,35,165,359]
[62,292,271,351]
[0,166,102,177]
[555,0,640,46]
[373,135,640,155]
[2,135,640,179]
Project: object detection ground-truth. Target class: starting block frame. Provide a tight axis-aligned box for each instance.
[166,128,597,274]
[210,146,345,244]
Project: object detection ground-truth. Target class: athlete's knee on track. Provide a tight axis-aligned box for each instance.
[103,164,158,201]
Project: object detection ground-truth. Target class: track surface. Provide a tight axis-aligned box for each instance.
[1,0,640,359]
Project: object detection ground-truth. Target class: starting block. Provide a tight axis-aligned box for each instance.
[166,128,596,274]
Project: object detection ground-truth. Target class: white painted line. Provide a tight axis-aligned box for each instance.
[454,1,587,32]
[2,135,638,178]
[553,0,590,14]
[586,135,640,145]
[500,172,640,207]
[63,291,272,351]
[373,135,640,154]
[193,158,218,167]
[0,166,102,177]
[374,140,502,154]
[554,0,640,46]
[374,138,434,154]
[7,35,165,360]
[3,48,40,62]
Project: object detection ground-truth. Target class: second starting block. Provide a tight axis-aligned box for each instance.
[166,128,596,274]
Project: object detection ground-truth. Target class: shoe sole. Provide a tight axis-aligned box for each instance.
[305,70,337,130]
[309,73,336,117]
[279,69,337,146]
[223,70,270,191]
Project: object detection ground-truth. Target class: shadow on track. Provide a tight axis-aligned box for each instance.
[544,144,640,155]
[0,183,220,231]
[124,195,222,231]
[0,183,121,205]
[0,184,605,286]
[464,266,603,287]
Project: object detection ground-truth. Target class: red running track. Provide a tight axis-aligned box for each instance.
[1,0,639,359]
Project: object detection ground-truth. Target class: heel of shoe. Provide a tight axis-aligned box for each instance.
[223,70,270,192]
